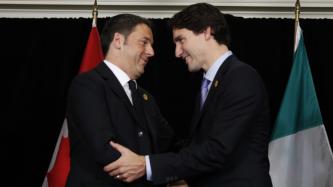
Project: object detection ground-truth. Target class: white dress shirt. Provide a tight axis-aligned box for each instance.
[104,60,136,105]
[203,50,232,91]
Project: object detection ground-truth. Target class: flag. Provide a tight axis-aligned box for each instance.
[42,17,104,187]
[268,22,333,187]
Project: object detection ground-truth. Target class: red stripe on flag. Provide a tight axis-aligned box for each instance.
[46,136,70,187]
[79,26,104,73]
[43,23,104,187]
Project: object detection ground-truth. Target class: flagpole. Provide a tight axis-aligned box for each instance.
[294,0,300,50]
[92,0,98,27]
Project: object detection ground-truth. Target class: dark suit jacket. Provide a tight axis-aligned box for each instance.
[150,55,272,187]
[66,62,174,187]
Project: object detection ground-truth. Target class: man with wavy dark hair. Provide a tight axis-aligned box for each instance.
[104,3,272,187]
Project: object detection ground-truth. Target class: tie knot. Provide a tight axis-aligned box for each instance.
[128,80,137,92]
[201,78,210,89]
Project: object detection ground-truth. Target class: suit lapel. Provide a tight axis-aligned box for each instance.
[137,89,159,152]
[95,63,143,127]
[189,55,234,138]
[190,93,201,136]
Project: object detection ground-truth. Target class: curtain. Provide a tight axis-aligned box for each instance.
[1,16,332,186]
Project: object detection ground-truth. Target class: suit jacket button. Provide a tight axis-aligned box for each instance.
[138,131,144,137]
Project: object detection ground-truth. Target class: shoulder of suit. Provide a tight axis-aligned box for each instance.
[70,66,107,87]
[227,56,256,72]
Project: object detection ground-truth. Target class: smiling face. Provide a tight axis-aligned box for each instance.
[173,28,207,72]
[122,23,154,79]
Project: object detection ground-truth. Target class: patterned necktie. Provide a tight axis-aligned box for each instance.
[200,78,211,109]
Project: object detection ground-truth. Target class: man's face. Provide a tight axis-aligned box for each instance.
[173,28,205,72]
[122,24,154,79]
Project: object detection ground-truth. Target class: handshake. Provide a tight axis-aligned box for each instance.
[104,141,188,187]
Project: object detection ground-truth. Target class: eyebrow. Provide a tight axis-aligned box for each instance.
[174,36,182,42]
[142,36,153,44]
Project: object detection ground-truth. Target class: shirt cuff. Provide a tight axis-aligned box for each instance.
[145,155,152,181]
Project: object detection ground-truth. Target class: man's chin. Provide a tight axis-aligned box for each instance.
[136,70,145,78]
[187,65,200,72]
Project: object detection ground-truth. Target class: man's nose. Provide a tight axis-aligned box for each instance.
[175,44,183,58]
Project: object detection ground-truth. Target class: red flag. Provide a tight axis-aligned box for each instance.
[42,18,104,187]
[79,23,104,73]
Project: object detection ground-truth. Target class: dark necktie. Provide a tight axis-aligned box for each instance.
[200,77,211,109]
[128,80,138,106]
[128,80,147,126]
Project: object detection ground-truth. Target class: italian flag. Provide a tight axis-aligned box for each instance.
[268,23,333,186]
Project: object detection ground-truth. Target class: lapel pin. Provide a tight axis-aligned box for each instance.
[143,93,149,101]
[214,80,219,88]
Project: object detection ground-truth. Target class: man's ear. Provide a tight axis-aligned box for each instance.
[203,26,213,40]
[112,32,125,49]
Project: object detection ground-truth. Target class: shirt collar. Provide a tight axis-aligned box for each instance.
[204,51,232,82]
[104,60,131,87]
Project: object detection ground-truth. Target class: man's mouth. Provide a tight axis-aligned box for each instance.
[141,57,148,64]
[183,55,190,63]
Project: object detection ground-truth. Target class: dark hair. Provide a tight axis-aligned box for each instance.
[169,3,231,46]
[101,14,153,54]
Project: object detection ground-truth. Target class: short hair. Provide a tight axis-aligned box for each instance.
[101,14,153,54]
[169,3,231,46]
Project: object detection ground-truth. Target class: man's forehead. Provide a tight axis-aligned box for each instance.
[133,24,151,33]
[172,28,189,40]
[131,25,153,37]
[173,28,182,35]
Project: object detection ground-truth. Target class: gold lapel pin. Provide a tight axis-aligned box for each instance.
[143,93,149,101]
[214,80,219,88]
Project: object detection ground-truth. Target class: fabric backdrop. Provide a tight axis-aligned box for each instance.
[2,16,332,186]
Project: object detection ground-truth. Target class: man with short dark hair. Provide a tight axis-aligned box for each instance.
[66,14,175,187]
[104,3,272,187]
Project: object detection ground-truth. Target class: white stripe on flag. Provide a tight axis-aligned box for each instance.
[269,125,333,187]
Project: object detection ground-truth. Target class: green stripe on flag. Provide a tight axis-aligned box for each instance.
[270,30,323,141]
